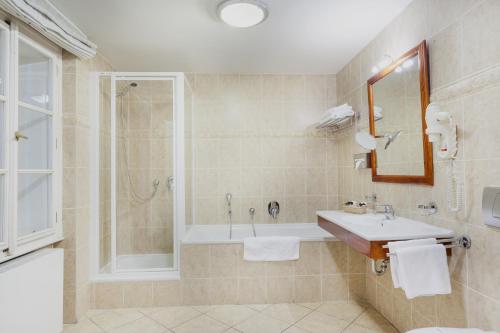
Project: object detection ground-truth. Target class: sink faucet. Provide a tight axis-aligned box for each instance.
[376,204,395,220]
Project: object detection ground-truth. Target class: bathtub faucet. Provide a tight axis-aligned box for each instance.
[268,201,280,221]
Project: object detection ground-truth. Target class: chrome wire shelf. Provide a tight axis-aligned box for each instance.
[316,112,359,132]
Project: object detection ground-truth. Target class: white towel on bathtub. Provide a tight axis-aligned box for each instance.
[243,236,300,261]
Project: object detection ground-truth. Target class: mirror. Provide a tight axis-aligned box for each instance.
[367,41,433,185]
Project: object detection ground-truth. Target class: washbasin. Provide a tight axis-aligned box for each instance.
[317,210,454,241]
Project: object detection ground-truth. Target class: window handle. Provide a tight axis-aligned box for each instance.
[15,131,28,141]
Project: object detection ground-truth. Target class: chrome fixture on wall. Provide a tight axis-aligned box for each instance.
[417,202,437,215]
[376,130,401,150]
[226,193,233,239]
[249,208,256,237]
[268,201,280,221]
[376,204,395,220]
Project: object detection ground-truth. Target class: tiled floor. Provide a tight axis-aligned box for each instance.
[63,301,399,333]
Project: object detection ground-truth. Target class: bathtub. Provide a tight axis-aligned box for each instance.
[182,223,336,244]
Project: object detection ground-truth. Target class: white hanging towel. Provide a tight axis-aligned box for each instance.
[387,238,436,288]
[374,106,383,120]
[396,244,451,299]
[318,103,354,124]
[243,237,300,261]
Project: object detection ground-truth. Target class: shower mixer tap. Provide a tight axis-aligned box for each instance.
[268,201,280,221]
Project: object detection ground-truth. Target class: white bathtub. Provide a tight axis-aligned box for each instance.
[182,223,336,244]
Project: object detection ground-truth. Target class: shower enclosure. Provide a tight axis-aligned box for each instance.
[90,72,191,279]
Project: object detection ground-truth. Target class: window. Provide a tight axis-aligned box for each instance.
[0,20,62,263]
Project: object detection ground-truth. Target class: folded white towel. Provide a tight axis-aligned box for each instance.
[374,105,383,120]
[243,236,300,262]
[319,103,354,124]
[387,238,436,288]
[396,244,451,299]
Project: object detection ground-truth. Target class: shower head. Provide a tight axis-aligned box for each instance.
[116,82,138,97]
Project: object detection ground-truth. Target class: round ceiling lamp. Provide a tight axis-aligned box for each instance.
[217,0,268,28]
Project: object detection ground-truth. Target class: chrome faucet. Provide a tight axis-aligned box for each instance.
[376,204,395,220]
[268,201,280,221]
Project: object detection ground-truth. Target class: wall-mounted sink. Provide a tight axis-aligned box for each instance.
[317,210,454,259]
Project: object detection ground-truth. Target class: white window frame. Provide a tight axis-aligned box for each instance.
[0,19,10,254]
[0,19,62,264]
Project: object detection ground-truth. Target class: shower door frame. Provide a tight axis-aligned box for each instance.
[90,72,186,280]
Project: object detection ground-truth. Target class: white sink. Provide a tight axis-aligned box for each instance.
[317,210,454,241]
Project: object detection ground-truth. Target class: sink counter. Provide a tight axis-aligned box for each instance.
[317,210,454,259]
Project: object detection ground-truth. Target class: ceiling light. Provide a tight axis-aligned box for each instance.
[217,0,268,28]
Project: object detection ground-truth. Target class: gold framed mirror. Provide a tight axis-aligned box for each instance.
[367,40,433,185]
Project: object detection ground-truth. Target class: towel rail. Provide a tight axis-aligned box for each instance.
[316,112,359,131]
[383,235,471,257]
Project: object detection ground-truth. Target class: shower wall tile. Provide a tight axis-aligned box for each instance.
[335,0,500,331]
[192,73,337,225]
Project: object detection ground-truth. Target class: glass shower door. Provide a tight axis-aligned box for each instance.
[112,77,175,272]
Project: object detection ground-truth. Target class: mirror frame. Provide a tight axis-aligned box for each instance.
[367,40,433,185]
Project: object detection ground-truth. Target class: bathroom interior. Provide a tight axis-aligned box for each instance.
[0,0,498,332]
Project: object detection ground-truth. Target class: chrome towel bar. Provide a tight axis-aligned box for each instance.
[383,235,471,257]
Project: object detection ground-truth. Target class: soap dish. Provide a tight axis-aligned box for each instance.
[342,203,367,214]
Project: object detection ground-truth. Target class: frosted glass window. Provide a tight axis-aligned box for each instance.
[18,40,52,110]
[0,25,7,97]
[18,107,52,169]
[17,173,52,237]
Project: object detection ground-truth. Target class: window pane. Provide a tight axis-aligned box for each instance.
[18,173,52,237]
[19,40,52,110]
[0,102,5,169]
[0,175,4,244]
[0,26,7,97]
[18,107,52,169]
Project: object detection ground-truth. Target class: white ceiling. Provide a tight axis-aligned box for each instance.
[51,0,414,74]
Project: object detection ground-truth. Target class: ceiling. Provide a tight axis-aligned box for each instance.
[51,0,414,74]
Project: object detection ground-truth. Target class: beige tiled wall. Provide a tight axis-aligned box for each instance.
[335,0,500,331]
[191,74,338,225]
[92,241,365,308]
[60,52,113,323]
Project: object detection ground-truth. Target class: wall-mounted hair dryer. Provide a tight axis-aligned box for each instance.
[425,103,462,212]
[425,103,458,159]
